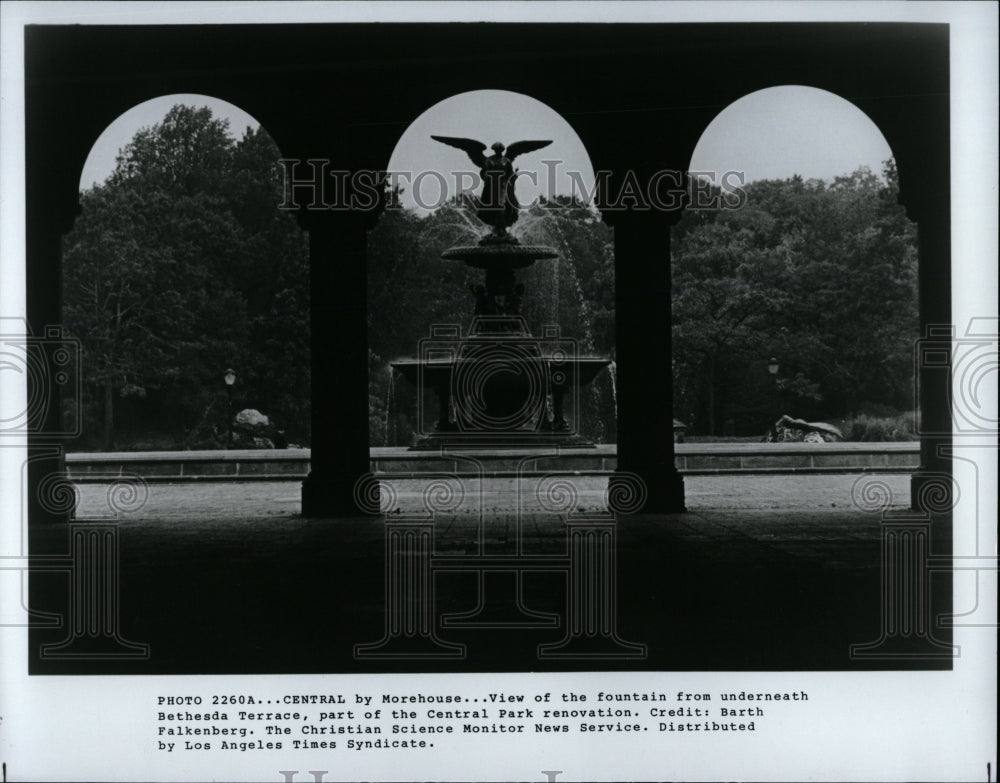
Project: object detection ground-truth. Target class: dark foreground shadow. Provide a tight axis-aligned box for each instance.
[28,508,953,674]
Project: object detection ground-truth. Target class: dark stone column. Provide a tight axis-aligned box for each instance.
[301,211,373,517]
[908,211,952,522]
[25,181,80,526]
[608,210,685,513]
[898,185,952,654]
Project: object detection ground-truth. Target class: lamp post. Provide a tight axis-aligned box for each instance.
[224,368,236,448]
[767,357,780,423]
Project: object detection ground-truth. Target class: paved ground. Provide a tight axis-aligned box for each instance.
[29,473,951,676]
[73,473,914,519]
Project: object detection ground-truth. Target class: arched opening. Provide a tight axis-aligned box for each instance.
[676,85,918,454]
[20,19,959,679]
[367,89,617,455]
[63,95,310,452]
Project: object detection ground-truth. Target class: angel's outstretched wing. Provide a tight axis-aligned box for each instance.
[431,135,488,168]
[505,140,552,161]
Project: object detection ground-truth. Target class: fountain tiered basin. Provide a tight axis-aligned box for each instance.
[390,231,611,449]
[392,314,610,449]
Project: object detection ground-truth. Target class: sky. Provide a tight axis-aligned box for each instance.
[79,86,894,200]
[385,90,596,212]
[78,94,261,190]
[689,85,894,182]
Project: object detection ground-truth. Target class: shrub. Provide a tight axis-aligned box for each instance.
[845,412,918,441]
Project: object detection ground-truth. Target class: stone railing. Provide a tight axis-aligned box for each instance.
[64,442,919,482]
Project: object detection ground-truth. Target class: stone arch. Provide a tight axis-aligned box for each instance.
[675,79,947,510]
[23,22,951,519]
[688,84,897,186]
[77,94,276,191]
[64,93,310,452]
[676,84,915,436]
[370,88,614,448]
[385,88,599,211]
[49,90,297,240]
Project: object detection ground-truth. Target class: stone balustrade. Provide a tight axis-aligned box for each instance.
[63,442,919,482]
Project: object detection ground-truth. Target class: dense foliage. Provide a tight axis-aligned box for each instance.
[367,195,618,446]
[63,106,311,449]
[63,104,917,449]
[671,163,918,436]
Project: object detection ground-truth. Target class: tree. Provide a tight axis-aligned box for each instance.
[672,208,787,434]
[63,105,310,449]
[671,163,918,435]
[366,194,617,444]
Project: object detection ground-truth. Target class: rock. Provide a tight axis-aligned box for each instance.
[235,408,269,428]
[766,415,843,443]
[231,408,287,449]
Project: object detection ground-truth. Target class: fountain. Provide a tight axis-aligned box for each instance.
[359,136,642,656]
[391,135,611,449]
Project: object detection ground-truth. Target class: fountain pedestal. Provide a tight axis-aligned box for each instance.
[392,238,611,449]
[390,136,614,449]
[393,315,611,449]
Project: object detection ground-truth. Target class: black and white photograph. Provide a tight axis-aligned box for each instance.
[1,2,996,781]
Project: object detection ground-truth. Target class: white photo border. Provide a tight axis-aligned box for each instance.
[1,2,996,781]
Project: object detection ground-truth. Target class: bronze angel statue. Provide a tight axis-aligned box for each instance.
[432,136,551,241]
